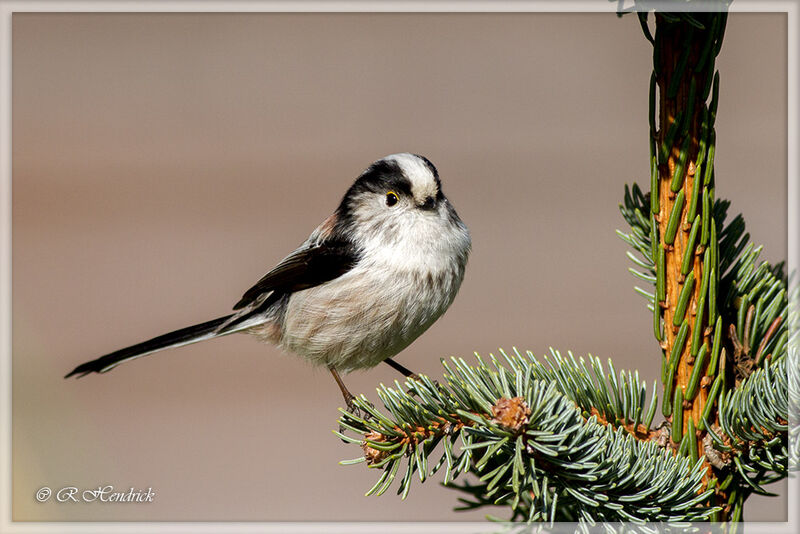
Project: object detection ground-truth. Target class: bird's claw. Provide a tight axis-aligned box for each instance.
[344,394,374,419]
[338,394,375,439]
[406,375,445,396]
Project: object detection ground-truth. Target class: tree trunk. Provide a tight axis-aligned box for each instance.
[652,11,728,520]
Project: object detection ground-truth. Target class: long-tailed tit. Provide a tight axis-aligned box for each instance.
[66,153,471,409]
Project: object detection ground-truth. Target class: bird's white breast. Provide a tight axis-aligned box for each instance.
[277,208,470,372]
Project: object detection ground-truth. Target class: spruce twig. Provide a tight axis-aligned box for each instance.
[338,350,718,524]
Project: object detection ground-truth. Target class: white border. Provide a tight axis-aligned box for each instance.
[0,2,796,533]
[787,0,800,532]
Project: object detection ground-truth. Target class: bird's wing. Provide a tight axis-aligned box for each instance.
[232,214,360,310]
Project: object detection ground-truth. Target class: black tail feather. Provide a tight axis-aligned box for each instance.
[65,315,234,378]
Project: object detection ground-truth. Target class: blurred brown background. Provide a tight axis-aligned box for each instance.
[12,12,787,522]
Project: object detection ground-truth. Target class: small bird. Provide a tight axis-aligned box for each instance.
[65,153,471,410]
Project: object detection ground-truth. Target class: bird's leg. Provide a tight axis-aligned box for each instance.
[383,357,421,381]
[384,357,443,394]
[383,358,443,400]
[329,365,373,437]
[329,365,357,412]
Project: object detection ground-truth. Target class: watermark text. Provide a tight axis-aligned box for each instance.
[36,485,155,503]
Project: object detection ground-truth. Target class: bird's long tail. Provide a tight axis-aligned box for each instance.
[65,314,241,378]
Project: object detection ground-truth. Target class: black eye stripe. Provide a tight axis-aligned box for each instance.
[349,161,413,197]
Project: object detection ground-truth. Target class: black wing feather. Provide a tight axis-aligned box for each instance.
[233,238,359,310]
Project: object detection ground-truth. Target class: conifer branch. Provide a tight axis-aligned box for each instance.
[338,350,718,524]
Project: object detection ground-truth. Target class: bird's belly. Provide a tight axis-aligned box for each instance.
[276,266,460,372]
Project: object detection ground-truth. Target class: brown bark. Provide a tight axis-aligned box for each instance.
[653,14,723,516]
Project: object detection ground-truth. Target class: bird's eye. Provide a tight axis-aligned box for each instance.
[386,191,399,207]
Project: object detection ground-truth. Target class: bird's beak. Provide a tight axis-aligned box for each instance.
[418,196,437,211]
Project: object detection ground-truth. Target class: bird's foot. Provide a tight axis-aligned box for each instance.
[405,374,445,397]
[344,392,374,420]
[338,394,374,439]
